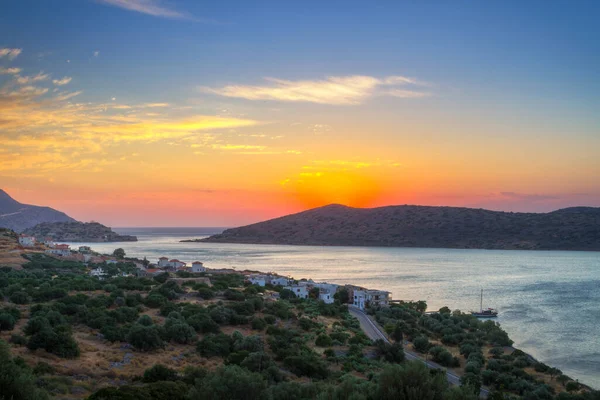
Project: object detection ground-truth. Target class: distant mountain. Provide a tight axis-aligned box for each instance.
[23,221,137,242]
[194,204,600,251]
[0,189,76,232]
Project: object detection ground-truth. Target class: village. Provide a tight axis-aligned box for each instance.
[17,233,392,311]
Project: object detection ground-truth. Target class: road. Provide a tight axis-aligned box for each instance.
[348,306,489,398]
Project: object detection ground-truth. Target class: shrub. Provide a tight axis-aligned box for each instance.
[10,291,29,304]
[196,287,215,299]
[0,313,16,331]
[250,317,267,331]
[126,324,164,351]
[27,325,80,358]
[0,340,50,400]
[143,364,178,382]
[189,365,266,400]
[413,335,430,353]
[33,361,55,375]
[197,333,232,358]
[153,272,169,284]
[10,334,27,346]
[166,322,197,344]
[187,313,220,334]
[315,334,332,347]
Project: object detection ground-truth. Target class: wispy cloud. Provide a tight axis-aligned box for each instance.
[200,75,429,105]
[54,90,82,101]
[94,51,100,57]
[53,76,72,86]
[0,67,21,75]
[16,72,50,85]
[97,0,193,20]
[0,48,22,60]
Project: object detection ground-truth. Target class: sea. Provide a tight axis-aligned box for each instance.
[68,227,600,388]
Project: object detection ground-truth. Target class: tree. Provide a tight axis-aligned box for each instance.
[126,324,164,351]
[315,334,333,347]
[0,340,49,400]
[334,287,350,304]
[153,272,169,284]
[166,322,196,344]
[413,335,430,353]
[10,291,30,305]
[0,313,16,331]
[377,361,447,400]
[188,365,266,400]
[113,248,126,259]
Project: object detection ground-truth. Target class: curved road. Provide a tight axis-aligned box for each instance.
[348,306,489,398]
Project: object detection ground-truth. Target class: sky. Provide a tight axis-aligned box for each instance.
[0,0,599,227]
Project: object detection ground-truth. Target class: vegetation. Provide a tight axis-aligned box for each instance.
[0,246,596,400]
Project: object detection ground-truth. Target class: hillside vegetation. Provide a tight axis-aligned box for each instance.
[0,254,595,399]
[23,222,137,242]
[197,204,600,251]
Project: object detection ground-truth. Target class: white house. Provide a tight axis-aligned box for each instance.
[157,257,170,268]
[43,237,54,248]
[248,274,267,287]
[312,282,339,294]
[353,289,391,310]
[18,234,36,247]
[89,267,107,279]
[191,261,206,273]
[284,285,309,299]
[169,259,186,269]
[269,276,290,286]
[45,244,70,257]
[319,289,335,304]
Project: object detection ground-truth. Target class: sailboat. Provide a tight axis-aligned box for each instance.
[470,289,498,318]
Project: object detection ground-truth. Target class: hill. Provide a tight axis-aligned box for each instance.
[195,204,600,251]
[0,189,76,232]
[23,221,137,242]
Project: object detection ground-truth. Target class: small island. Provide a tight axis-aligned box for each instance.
[189,204,600,251]
[23,221,137,242]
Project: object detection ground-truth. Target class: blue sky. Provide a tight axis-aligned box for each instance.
[1,0,599,225]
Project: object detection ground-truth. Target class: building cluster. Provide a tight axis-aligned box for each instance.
[241,273,390,308]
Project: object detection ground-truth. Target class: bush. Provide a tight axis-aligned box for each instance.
[33,361,55,375]
[166,322,197,344]
[126,324,164,351]
[153,272,169,284]
[413,335,430,353]
[10,334,27,346]
[196,287,215,299]
[10,291,30,304]
[187,313,220,334]
[188,365,266,400]
[27,325,80,358]
[143,364,178,382]
[0,313,16,331]
[0,340,50,400]
[197,333,232,358]
[315,334,333,347]
[250,317,267,331]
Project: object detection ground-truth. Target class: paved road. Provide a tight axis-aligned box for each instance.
[348,306,489,398]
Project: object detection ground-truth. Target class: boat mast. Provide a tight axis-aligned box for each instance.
[480,288,483,313]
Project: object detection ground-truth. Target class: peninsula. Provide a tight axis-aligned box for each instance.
[191,204,600,251]
[23,221,137,242]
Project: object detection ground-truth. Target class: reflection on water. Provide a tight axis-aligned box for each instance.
[69,227,600,388]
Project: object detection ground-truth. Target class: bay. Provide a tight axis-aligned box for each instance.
[69,227,600,388]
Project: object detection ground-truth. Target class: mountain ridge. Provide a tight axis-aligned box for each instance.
[0,189,76,232]
[194,204,600,251]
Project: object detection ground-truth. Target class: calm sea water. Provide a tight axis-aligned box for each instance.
[70,227,600,388]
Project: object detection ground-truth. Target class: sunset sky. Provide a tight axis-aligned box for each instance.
[1,0,599,227]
